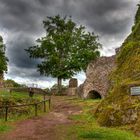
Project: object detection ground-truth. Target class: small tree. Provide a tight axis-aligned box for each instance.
[26,15,101,93]
[0,36,8,79]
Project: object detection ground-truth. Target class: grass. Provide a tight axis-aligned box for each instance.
[56,98,140,140]
[0,95,139,139]
[0,90,43,100]
[78,127,139,140]
[0,123,12,132]
[0,90,50,133]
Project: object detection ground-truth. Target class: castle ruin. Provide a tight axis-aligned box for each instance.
[78,55,116,99]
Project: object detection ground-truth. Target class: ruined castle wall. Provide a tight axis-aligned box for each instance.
[79,56,116,99]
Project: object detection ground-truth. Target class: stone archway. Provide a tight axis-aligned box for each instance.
[87,90,102,99]
[78,56,116,99]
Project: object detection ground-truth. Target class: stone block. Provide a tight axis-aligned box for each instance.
[69,78,78,88]
[67,87,77,96]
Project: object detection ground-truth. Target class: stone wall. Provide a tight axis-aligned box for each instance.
[69,78,78,88]
[67,88,77,96]
[78,56,116,99]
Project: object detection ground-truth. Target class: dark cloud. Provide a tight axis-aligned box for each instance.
[6,34,39,69]
[0,0,139,87]
[57,0,136,35]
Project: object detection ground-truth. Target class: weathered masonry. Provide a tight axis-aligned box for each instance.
[67,78,78,96]
[78,56,116,99]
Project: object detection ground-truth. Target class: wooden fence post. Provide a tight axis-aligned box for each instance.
[49,98,51,110]
[43,100,46,112]
[5,106,8,121]
[3,96,51,121]
[35,104,38,116]
[43,94,46,100]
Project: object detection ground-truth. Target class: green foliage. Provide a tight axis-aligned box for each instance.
[4,79,22,87]
[135,4,140,25]
[0,36,8,74]
[51,84,68,90]
[26,15,101,81]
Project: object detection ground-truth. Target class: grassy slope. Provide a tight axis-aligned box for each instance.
[55,98,140,140]
[94,5,140,135]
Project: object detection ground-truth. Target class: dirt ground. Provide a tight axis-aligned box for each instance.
[0,96,82,140]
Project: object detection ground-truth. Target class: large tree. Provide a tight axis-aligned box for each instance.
[0,36,8,79]
[26,15,101,93]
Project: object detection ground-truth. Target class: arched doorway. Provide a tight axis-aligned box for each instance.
[88,90,102,99]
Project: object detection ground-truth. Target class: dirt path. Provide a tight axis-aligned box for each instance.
[0,96,81,140]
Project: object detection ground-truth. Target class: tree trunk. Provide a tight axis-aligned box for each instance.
[57,77,62,94]
[0,73,4,88]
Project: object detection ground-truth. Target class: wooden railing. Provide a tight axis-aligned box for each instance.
[0,97,51,121]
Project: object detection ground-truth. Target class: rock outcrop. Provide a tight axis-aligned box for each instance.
[78,56,116,99]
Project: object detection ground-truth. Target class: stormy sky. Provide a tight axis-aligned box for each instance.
[0,0,139,88]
